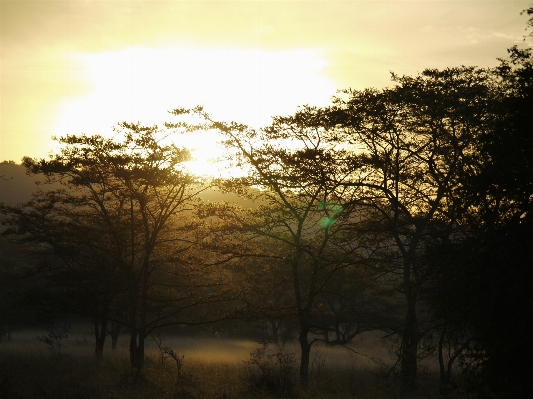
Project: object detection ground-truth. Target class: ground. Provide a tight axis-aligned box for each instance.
[0,328,460,399]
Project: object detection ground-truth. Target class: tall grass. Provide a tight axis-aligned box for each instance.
[0,330,461,399]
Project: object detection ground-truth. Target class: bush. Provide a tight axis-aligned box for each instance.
[36,330,68,357]
[244,341,296,397]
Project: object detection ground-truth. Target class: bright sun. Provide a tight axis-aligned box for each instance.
[52,46,335,177]
[178,130,232,178]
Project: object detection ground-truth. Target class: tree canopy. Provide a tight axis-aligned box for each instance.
[1,21,532,397]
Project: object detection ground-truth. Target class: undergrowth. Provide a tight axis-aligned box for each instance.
[0,337,463,399]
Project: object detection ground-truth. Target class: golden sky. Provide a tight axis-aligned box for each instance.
[1,0,531,165]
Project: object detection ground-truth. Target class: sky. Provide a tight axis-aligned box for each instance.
[1,0,532,169]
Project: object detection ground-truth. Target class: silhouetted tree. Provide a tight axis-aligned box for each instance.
[426,47,533,398]
[2,123,211,369]
[1,189,126,361]
[171,107,382,389]
[328,66,496,391]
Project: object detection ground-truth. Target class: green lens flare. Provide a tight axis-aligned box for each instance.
[318,202,343,228]
[318,201,343,213]
[318,217,336,228]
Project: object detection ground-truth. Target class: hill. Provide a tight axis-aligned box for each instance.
[0,161,48,205]
[0,161,254,207]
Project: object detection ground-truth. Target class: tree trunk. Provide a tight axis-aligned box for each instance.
[438,328,446,390]
[94,317,108,362]
[298,329,311,390]
[440,335,469,392]
[130,278,148,371]
[110,321,122,350]
[129,331,145,370]
[445,357,454,387]
[271,320,279,345]
[400,290,418,391]
[129,306,144,369]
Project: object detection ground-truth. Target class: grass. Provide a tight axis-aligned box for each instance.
[0,330,465,399]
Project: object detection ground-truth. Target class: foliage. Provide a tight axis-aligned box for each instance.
[326,66,497,391]
[2,12,533,397]
[0,123,218,368]
[522,6,533,37]
[425,48,533,398]
[171,106,385,390]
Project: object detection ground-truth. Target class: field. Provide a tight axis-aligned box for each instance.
[0,328,458,399]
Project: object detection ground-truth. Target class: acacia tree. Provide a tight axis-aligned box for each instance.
[10,123,209,369]
[1,190,123,361]
[328,67,496,391]
[172,107,381,389]
[425,48,533,397]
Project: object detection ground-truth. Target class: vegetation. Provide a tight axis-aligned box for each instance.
[1,9,532,399]
[0,333,437,399]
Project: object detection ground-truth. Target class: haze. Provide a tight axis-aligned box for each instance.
[1,0,531,164]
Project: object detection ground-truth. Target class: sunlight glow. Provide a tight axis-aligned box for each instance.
[52,46,335,176]
[178,130,231,178]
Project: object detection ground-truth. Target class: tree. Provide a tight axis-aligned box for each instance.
[0,237,36,342]
[426,48,533,398]
[328,67,496,391]
[1,188,125,360]
[3,123,209,369]
[172,107,382,389]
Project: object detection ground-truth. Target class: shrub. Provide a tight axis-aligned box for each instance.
[36,330,68,357]
[245,341,296,397]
